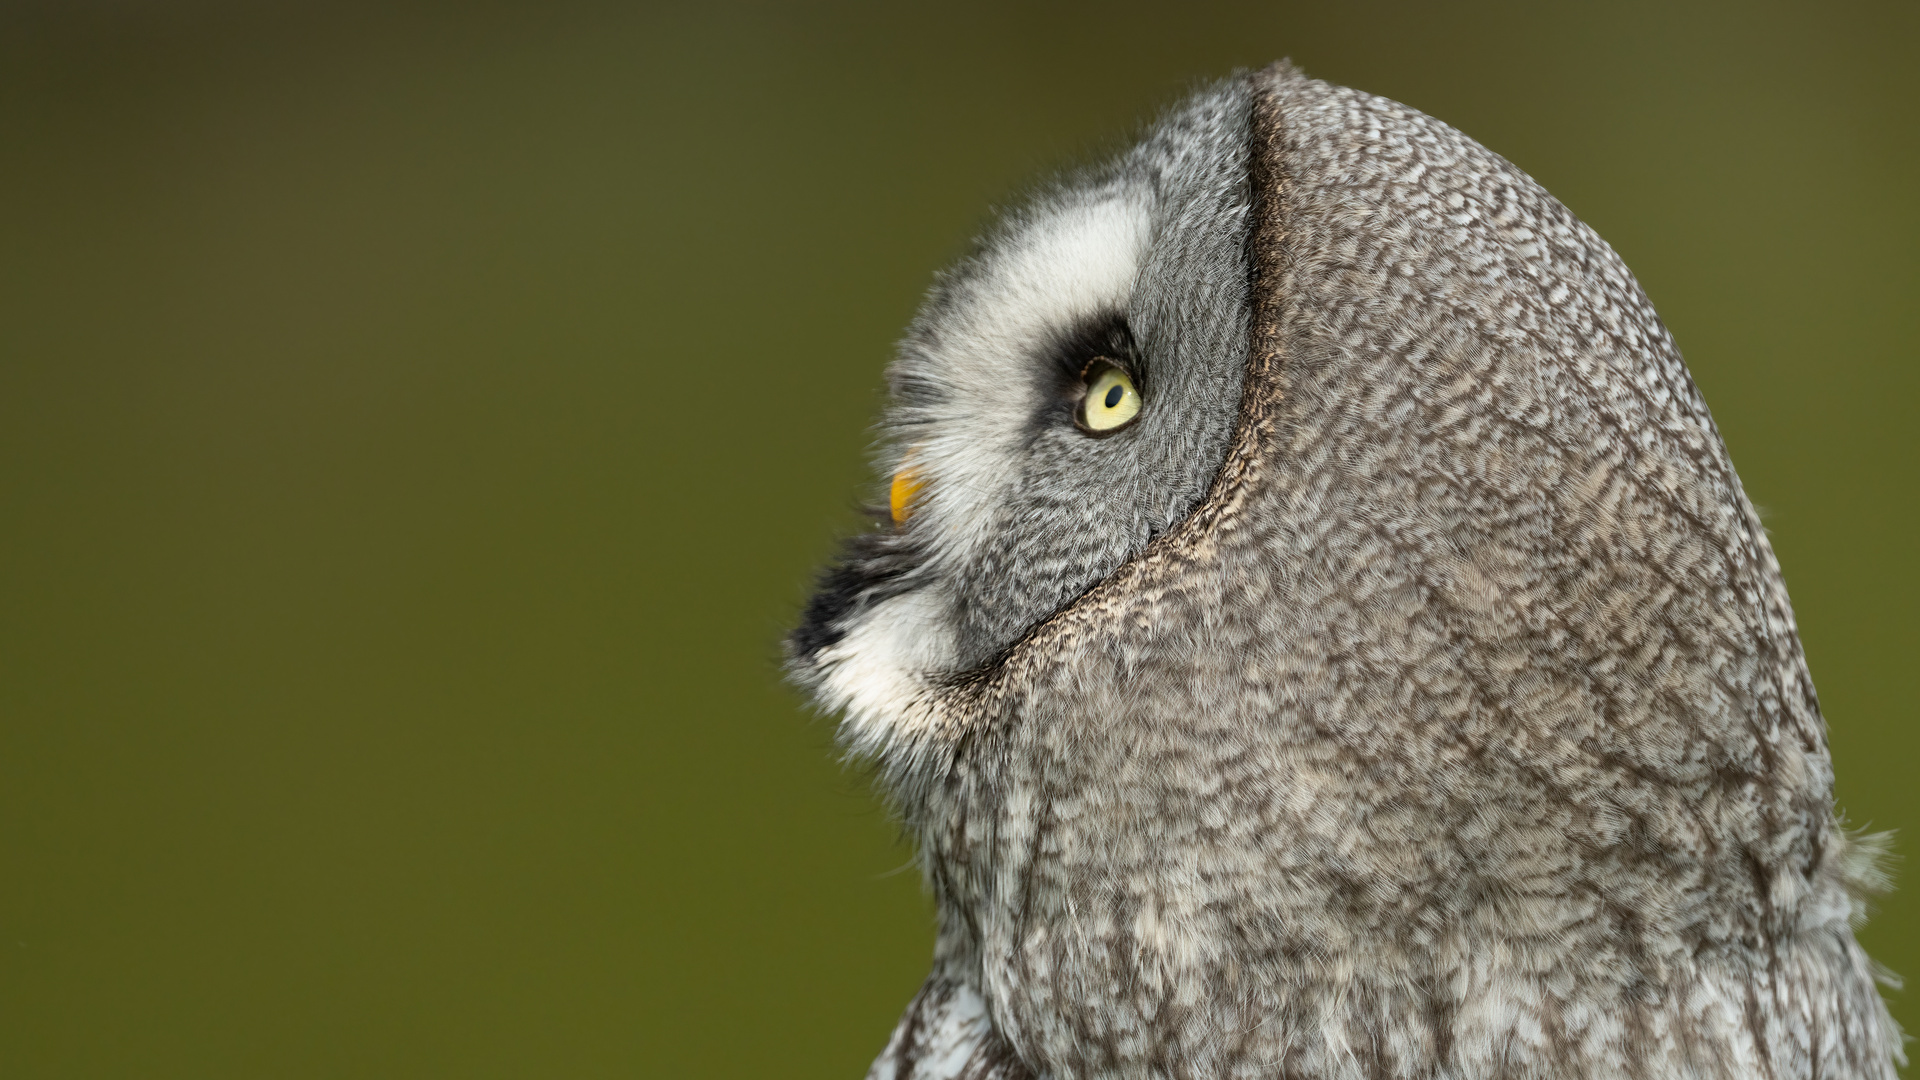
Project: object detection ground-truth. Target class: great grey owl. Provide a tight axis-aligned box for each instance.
[788,62,1902,1080]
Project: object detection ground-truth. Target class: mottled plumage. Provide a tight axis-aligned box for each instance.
[790,63,1901,1080]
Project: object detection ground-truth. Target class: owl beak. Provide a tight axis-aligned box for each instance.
[890,458,925,526]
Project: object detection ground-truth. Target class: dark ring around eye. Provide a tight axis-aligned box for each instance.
[1078,355,1133,384]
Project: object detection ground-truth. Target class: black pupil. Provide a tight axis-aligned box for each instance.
[1103,383,1124,409]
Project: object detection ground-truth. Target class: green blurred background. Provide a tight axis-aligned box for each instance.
[0,1,1913,1075]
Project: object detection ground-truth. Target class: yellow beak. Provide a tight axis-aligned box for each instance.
[889,459,925,526]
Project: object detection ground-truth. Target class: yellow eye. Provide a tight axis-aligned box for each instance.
[1076,361,1141,434]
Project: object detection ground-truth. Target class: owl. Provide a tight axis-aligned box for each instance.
[788,62,1902,1080]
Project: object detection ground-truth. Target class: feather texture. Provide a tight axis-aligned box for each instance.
[793,63,1901,1080]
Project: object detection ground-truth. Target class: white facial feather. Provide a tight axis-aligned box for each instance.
[812,587,955,756]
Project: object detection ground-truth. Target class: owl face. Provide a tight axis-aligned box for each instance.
[789,82,1255,748]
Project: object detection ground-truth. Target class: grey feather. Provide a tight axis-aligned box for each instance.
[791,62,1901,1080]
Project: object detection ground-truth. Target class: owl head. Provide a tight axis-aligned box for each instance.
[785,62,1897,1080]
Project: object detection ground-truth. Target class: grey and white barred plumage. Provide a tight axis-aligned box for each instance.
[789,62,1902,1080]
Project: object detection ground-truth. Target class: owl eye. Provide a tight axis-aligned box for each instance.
[1075,359,1142,435]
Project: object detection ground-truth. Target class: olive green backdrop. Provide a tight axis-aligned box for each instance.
[1,1,1914,1076]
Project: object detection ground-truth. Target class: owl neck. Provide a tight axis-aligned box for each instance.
[888,710,1892,1079]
